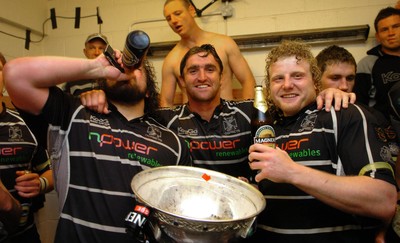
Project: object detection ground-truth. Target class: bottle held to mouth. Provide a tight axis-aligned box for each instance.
[104,30,150,73]
[122,30,150,69]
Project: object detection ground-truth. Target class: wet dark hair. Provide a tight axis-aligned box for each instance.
[374,7,400,31]
[316,45,356,73]
[179,44,223,76]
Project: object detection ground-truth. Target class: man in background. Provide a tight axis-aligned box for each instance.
[316,44,400,242]
[354,7,400,123]
[316,45,398,161]
[64,33,108,96]
[316,45,356,93]
[160,0,256,107]
[317,44,399,160]
[354,9,400,183]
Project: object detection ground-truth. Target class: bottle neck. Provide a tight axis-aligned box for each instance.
[254,87,268,112]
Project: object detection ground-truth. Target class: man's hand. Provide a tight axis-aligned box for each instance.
[14,171,41,198]
[316,88,356,112]
[97,49,131,81]
[248,144,300,183]
[80,90,110,114]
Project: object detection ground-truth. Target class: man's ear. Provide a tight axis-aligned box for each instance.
[178,76,186,88]
[83,49,89,59]
[375,32,381,43]
[188,4,196,17]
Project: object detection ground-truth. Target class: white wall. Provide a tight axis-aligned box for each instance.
[1,0,398,242]
[0,0,396,86]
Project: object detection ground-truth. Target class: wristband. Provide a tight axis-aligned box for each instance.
[39,177,48,194]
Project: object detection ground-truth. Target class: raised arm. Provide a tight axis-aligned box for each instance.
[4,53,127,115]
[225,36,256,99]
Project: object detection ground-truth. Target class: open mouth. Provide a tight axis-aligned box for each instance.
[175,25,183,32]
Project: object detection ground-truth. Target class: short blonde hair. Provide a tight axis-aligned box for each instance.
[164,0,191,8]
[264,40,321,112]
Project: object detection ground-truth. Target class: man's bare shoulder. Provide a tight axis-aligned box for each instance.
[202,31,237,50]
[165,42,189,62]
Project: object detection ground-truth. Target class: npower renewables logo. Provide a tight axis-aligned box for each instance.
[88,132,163,167]
[277,138,321,158]
[188,139,241,152]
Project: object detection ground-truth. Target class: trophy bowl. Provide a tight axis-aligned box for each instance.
[131,166,266,243]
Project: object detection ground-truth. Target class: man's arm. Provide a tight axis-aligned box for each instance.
[249,144,397,223]
[225,36,256,99]
[4,53,127,115]
[160,54,179,107]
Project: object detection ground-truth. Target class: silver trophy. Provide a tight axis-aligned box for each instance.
[129,166,266,243]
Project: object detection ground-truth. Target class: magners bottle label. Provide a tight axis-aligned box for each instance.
[254,125,276,148]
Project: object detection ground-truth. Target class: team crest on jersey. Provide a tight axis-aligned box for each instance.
[223,116,239,135]
[146,125,162,141]
[9,126,23,142]
[299,113,317,132]
[389,142,399,156]
[380,146,393,162]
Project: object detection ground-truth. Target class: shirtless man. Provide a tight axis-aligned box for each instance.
[160,0,256,107]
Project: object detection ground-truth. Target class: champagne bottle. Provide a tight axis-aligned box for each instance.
[251,85,276,148]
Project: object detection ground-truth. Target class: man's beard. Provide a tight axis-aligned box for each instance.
[102,80,147,105]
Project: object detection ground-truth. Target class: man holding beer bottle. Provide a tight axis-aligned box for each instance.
[247,40,397,243]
